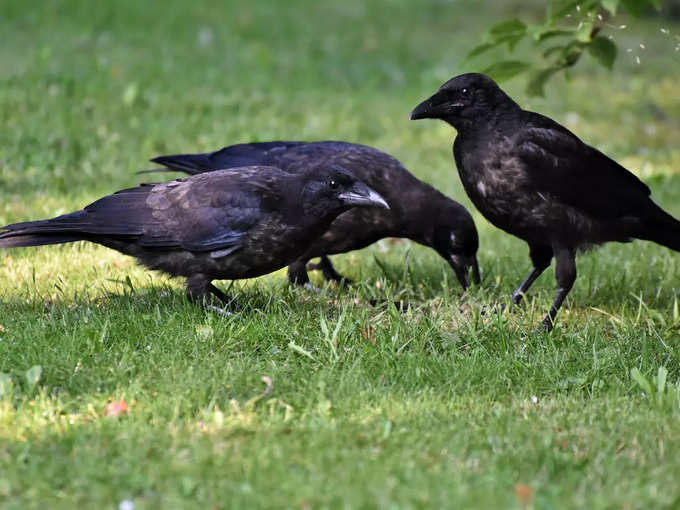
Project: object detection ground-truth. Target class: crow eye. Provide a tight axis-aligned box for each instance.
[329,179,339,189]
[461,88,469,95]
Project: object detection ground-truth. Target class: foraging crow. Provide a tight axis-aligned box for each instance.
[149,141,480,289]
[0,166,388,311]
[410,72,680,330]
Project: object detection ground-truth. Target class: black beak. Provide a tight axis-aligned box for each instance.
[448,254,481,290]
[471,256,481,285]
[338,182,390,209]
[409,92,442,120]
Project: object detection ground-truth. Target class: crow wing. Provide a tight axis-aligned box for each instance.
[150,141,413,183]
[2,168,284,254]
[150,142,307,174]
[516,111,651,219]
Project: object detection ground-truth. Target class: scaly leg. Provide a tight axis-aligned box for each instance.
[540,245,576,332]
[310,256,351,285]
[185,275,235,316]
[512,244,553,305]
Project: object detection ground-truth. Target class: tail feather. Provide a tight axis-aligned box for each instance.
[149,142,306,175]
[638,202,680,252]
[149,154,208,175]
[641,221,680,252]
[0,233,84,248]
[1,211,98,249]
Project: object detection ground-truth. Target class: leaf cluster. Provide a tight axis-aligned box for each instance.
[467,0,662,95]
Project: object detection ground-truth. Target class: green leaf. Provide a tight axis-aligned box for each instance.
[503,34,526,51]
[526,67,561,96]
[560,44,585,67]
[575,20,594,42]
[543,44,569,59]
[489,18,527,38]
[25,365,42,387]
[481,61,531,82]
[620,0,659,16]
[587,35,617,69]
[601,0,620,14]
[125,275,135,293]
[535,28,575,42]
[550,0,591,21]
[466,42,499,60]
[656,366,668,397]
[630,368,654,396]
[288,341,316,362]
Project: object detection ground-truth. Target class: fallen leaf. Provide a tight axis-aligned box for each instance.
[514,484,533,506]
[360,325,376,346]
[261,376,273,397]
[0,324,5,332]
[105,399,129,416]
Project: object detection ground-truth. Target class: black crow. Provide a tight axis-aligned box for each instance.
[148,141,481,289]
[0,166,388,311]
[410,72,680,331]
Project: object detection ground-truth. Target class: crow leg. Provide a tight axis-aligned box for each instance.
[288,259,309,286]
[512,244,553,305]
[541,246,576,332]
[288,259,321,292]
[309,256,351,285]
[287,259,310,286]
[186,275,234,316]
[207,283,240,310]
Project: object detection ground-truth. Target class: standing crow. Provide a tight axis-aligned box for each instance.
[148,141,481,289]
[0,166,388,311]
[410,72,680,331]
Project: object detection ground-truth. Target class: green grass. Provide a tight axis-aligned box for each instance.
[2,0,680,508]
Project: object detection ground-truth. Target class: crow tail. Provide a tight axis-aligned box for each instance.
[0,213,91,249]
[0,233,84,248]
[638,203,680,252]
[148,154,208,175]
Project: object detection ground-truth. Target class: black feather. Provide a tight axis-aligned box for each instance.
[411,72,680,330]
[1,165,387,308]
[150,141,480,289]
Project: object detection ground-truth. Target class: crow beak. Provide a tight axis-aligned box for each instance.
[471,256,481,285]
[409,92,443,120]
[410,91,462,120]
[448,254,481,290]
[409,96,433,120]
[339,183,390,209]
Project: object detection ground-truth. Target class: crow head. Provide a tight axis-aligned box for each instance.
[301,166,389,218]
[409,73,518,129]
[422,202,480,290]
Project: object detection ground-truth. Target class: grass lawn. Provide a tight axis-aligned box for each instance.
[2,0,680,507]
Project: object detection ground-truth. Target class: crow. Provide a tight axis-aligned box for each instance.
[0,166,388,311]
[410,72,680,331]
[148,141,481,289]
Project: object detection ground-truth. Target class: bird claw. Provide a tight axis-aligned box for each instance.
[205,304,233,317]
[539,316,554,333]
[480,303,507,316]
[368,298,409,312]
[303,282,322,294]
[511,291,524,306]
